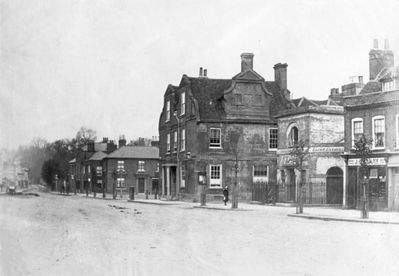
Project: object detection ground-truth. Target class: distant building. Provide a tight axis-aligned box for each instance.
[158,53,292,201]
[342,39,399,211]
[276,97,345,205]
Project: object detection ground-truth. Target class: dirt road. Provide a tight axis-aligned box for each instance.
[1,190,398,275]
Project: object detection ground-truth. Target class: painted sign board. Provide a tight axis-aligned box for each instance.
[348,158,386,167]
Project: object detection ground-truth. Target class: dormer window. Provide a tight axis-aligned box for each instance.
[382,79,397,91]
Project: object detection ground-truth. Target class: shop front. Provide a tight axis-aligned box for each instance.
[346,156,388,211]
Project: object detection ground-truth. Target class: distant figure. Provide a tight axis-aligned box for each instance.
[223,186,229,206]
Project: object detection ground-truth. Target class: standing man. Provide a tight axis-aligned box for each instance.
[223,186,229,206]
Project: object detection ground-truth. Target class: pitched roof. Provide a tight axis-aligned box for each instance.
[81,142,107,152]
[360,81,381,94]
[88,151,108,161]
[106,146,159,159]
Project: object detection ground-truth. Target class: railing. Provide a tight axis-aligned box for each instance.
[251,182,278,205]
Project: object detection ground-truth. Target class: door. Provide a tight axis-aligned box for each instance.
[347,168,358,208]
[326,167,343,204]
[138,177,145,193]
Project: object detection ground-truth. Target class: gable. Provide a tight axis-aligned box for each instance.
[232,69,265,81]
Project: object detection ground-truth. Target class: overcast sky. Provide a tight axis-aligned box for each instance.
[1,0,399,149]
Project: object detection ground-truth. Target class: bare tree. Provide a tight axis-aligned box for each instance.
[289,139,309,214]
[75,126,97,147]
[353,134,373,219]
[227,128,241,209]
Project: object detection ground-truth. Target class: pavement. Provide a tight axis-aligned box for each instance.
[61,191,399,224]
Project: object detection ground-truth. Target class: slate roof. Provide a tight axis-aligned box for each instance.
[106,146,159,159]
[360,81,381,94]
[88,151,108,161]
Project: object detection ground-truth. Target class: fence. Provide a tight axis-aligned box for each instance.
[251,182,278,205]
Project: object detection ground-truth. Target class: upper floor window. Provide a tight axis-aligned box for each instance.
[372,116,385,149]
[167,133,171,153]
[209,128,222,148]
[181,129,186,151]
[181,92,185,115]
[269,128,278,150]
[117,160,124,171]
[396,114,399,148]
[173,131,178,152]
[156,162,159,172]
[352,118,364,147]
[209,164,222,188]
[288,126,298,147]
[166,100,170,121]
[138,161,145,172]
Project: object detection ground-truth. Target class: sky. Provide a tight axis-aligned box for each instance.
[1,0,399,149]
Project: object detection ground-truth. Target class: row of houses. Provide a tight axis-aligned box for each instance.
[157,39,399,211]
[67,137,160,197]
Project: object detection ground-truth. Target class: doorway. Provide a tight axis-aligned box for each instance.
[326,167,343,204]
[287,169,296,202]
[138,177,145,193]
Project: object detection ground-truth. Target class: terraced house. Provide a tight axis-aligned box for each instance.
[158,53,292,201]
[342,39,399,211]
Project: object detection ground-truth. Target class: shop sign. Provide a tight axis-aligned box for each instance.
[309,147,344,153]
[348,158,386,167]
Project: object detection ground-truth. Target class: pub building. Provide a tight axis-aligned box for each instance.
[341,39,399,211]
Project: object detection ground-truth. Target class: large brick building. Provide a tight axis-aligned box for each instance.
[276,97,345,205]
[342,39,399,211]
[158,53,292,201]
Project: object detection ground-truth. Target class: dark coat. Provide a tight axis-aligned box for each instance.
[223,188,229,201]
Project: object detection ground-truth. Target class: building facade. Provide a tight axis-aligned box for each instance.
[159,53,292,201]
[342,39,399,211]
[276,98,345,205]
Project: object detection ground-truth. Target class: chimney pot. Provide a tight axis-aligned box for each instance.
[358,76,363,84]
[204,69,207,77]
[199,67,203,77]
[373,39,379,49]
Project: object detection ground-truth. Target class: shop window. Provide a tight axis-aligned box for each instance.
[372,116,385,149]
[209,165,222,188]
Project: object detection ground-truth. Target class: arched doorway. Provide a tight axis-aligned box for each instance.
[326,167,343,204]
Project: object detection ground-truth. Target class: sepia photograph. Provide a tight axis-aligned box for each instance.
[1,0,399,275]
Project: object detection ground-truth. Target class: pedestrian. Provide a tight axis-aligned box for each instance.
[223,186,229,206]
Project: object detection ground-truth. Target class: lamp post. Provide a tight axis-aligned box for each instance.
[174,111,180,200]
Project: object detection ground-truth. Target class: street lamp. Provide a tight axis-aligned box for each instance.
[174,111,180,200]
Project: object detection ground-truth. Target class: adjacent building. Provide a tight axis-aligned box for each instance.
[276,97,345,205]
[342,39,399,211]
[158,53,292,201]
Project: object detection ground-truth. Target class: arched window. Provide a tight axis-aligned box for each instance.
[288,126,299,147]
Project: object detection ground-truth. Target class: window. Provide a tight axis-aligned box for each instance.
[174,131,178,152]
[116,178,125,188]
[269,128,278,150]
[253,164,268,183]
[351,118,363,147]
[181,92,185,115]
[210,165,222,188]
[167,133,170,153]
[138,161,145,172]
[180,165,185,188]
[166,100,170,121]
[209,128,222,148]
[156,162,159,172]
[288,126,298,147]
[382,79,396,92]
[96,166,102,177]
[181,129,185,151]
[396,115,399,148]
[117,160,124,171]
[372,116,385,149]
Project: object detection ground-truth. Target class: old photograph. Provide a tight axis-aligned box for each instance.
[1,0,399,275]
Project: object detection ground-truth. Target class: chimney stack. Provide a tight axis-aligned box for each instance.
[274,63,288,91]
[102,137,108,143]
[106,140,117,153]
[241,53,254,72]
[369,39,394,80]
[199,67,203,77]
[373,38,379,49]
[87,140,95,152]
[384,38,390,50]
[358,76,363,84]
[204,69,207,77]
[118,135,126,148]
